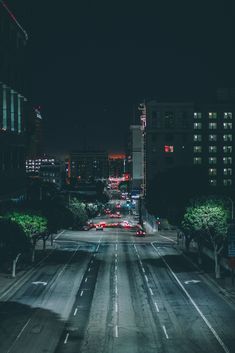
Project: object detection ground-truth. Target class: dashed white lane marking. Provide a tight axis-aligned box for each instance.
[115,302,118,313]
[115,253,118,258]
[162,325,169,339]
[80,290,84,296]
[115,274,118,281]
[159,234,175,242]
[115,244,118,250]
[16,318,31,340]
[115,258,118,263]
[74,308,78,316]
[142,267,145,273]
[154,301,160,313]
[115,286,118,295]
[149,288,153,296]
[91,260,93,264]
[151,243,230,353]
[115,265,117,271]
[114,325,119,338]
[64,333,69,344]
[85,277,88,282]
[145,275,148,282]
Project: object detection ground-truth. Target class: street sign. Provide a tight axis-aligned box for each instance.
[228,224,235,257]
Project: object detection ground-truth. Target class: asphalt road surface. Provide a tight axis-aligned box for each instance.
[1,215,235,353]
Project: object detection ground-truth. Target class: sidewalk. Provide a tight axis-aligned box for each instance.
[0,238,55,300]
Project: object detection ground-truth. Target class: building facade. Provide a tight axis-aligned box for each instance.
[0,2,28,200]
[108,153,126,178]
[145,100,235,191]
[70,151,109,181]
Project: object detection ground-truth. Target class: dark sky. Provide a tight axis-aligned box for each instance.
[10,0,235,155]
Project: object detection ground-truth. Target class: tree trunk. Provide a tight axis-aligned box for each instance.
[43,237,46,251]
[214,249,221,279]
[12,253,21,277]
[197,240,203,266]
[50,234,53,246]
[32,245,35,263]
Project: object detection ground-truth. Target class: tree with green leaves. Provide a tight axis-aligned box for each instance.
[69,198,88,229]
[0,218,31,277]
[182,198,229,278]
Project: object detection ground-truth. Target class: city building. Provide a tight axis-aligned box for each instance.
[0,1,28,200]
[145,98,235,191]
[26,157,55,176]
[108,153,126,178]
[70,150,109,181]
[26,106,43,159]
[39,160,65,189]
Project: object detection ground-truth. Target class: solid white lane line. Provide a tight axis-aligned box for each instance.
[80,290,84,296]
[154,301,160,312]
[74,308,78,316]
[64,333,69,344]
[149,288,153,296]
[163,325,169,339]
[115,325,119,338]
[151,243,230,353]
[55,230,65,239]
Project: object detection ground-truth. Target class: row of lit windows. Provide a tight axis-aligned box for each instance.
[209,179,232,186]
[194,122,232,129]
[208,168,232,176]
[194,112,232,120]
[193,146,232,153]
[193,157,232,164]
[194,134,232,142]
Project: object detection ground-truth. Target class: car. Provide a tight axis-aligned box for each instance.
[136,229,146,236]
[96,224,104,231]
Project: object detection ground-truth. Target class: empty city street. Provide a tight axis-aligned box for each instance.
[1,220,235,353]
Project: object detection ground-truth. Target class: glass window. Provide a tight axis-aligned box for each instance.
[223,179,232,186]
[194,112,202,119]
[223,157,232,164]
[209,179,217,186]
[209,112,217,119]
[223,168,232,176]
[209,157,217,164]
[193,157,202,164]
[223,134,232,141]
[224,112,232,120]
[223,122,232,129]
[164,145,174,152]
[209,122,217,130]
[209,168,217,176]
[209,134,217,141]
[194,146,202,153]
[223,146,232,153]
[209,146,217,153]
[193,134,202,142]
[194,122,202,129]
[164,112,174,129]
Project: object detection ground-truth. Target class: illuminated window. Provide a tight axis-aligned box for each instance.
[224,168,232,176]
[209,134,217,141]
[209,112,217,119]
[209,157,217,164]
[223,134,232,142]
[194,122,202,129]
[209,179,217,186]
[194,112,202,119]
[223,146,232,153]
[223,122,232,129]
[223,157,232,164]
[164,145,174,153]
[209,168,217,176]
[223,179,232,186]
[193,157,202,164]
[10,90,15,132]
[209,146,217,153]
[224,112,232,120]
[194,146,202,153]
[193,134,202,142]
[209,122,217,129]
[164,112,174,129]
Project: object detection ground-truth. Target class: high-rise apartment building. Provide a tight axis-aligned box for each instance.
[145,100,235,191]
[0,1,28,200]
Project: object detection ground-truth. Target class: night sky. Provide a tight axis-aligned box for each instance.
[10,1,235,156]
